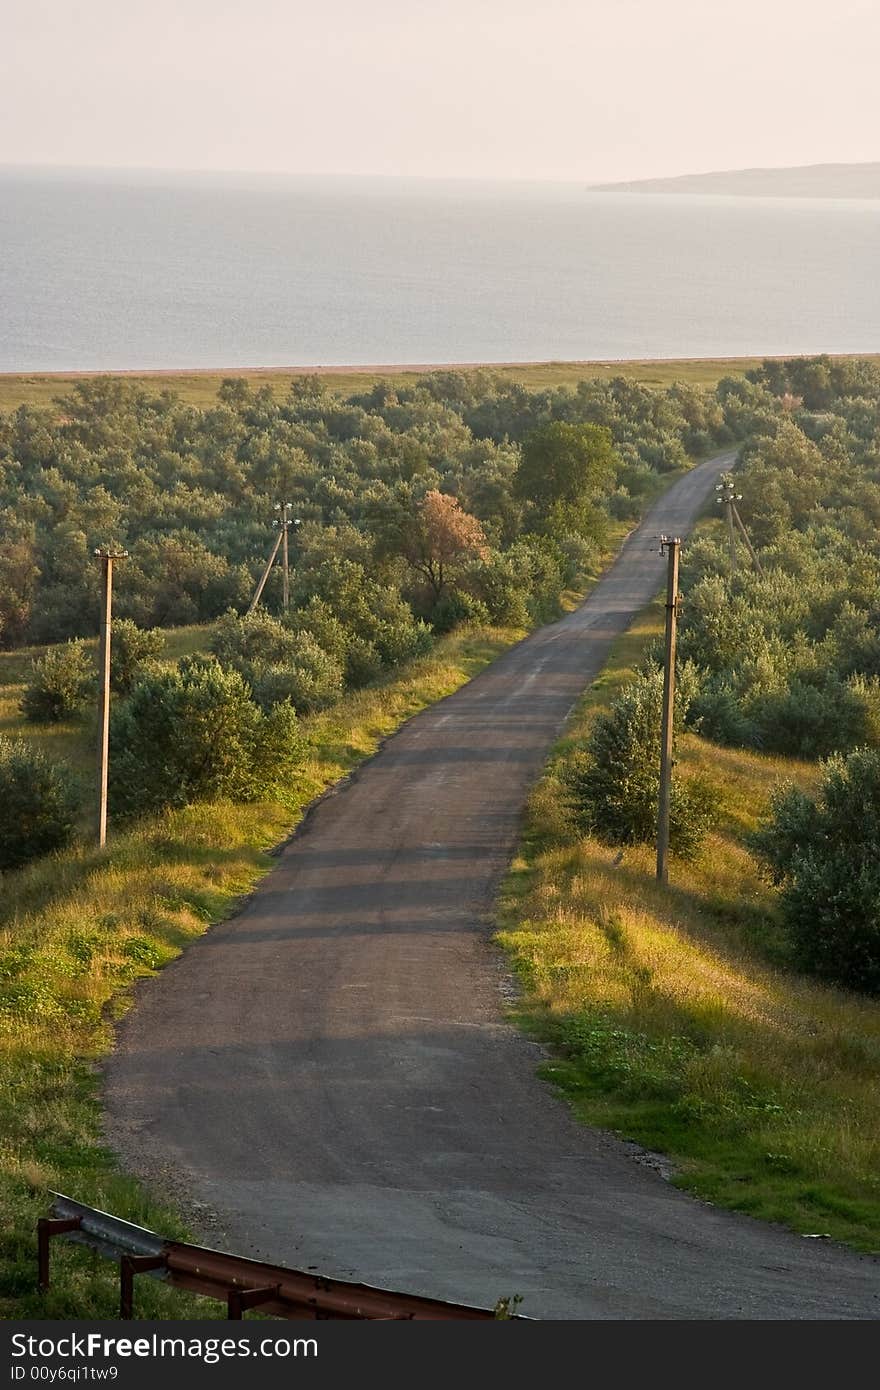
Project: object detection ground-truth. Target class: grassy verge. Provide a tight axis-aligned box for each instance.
[497,601,880,1253]
[0,623,525,1318]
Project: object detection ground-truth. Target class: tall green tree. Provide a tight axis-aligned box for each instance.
[515,422,616,535]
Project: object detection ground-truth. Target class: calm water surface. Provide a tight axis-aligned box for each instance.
[1,170,877,371]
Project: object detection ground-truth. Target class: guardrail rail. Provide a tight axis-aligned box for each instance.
[38,1193,525,1320]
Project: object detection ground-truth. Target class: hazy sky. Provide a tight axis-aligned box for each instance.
[3,0,878,183]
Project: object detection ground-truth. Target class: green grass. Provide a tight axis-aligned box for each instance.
[497,601,880,1253]
[0,621,528,1318]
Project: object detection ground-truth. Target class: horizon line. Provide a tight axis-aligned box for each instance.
[1,156,877,188]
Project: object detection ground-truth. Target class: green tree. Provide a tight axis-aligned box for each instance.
[211,608,297,670]
[109,657,303,817]
[751,748,880,994]
[110,619,165,693]
[21,641,95,723]
[515,422,616,534]
[0,737,80,871]
[563,667,716,856]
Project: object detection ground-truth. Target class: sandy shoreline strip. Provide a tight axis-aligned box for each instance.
[0,358,715,380]
[1,351,876,382]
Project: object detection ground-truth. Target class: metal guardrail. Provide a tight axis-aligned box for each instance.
[39,1193,522,1320]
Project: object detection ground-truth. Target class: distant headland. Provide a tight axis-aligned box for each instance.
[591,162,880,199]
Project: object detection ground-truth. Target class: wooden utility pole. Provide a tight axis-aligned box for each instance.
[246,530,284,616]
[95,547,127,848]
[716,474,738,576]
[246,506,301,617]
[656,535,680,884]
[279,502,291,612]
[731,502,764,575]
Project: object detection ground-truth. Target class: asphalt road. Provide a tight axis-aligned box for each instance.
[106,450,879,1319]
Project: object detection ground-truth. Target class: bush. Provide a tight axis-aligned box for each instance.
[110,618,165,693]
[465,551,531,627]
[556,531,598,585]
[563,668,717,856]
[343,636,384,689]
[211,610,343,714]
[689,682,757,747]
[109,657,304,817]
[751,676,871,759]
[751,748,880,994]
[608,487,641,522]
[250,632,345,714]
[210,608,297,670]
[21,640,95,722]
[371,618,433,667]
[0,737,79,871]
[430,589,491,634]
[290,597,350,667]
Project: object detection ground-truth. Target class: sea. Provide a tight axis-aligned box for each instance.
[1,167,878,373]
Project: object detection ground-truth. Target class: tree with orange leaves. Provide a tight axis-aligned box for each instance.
[399,489,488,598]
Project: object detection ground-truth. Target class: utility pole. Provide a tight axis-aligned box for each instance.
[246,506,302,617]
[731,502,763,576]
[656,535,680,885]
[716,473,739,578]
[279,502,290,612]
[95,546,128,848]
[715,471,763,577]
[275,501,299,613]
[246,529,284,616]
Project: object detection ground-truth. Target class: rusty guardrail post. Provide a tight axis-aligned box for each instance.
[227,1284,281,1319]
[120,1254,168,1318]
[37,1216,83,1291]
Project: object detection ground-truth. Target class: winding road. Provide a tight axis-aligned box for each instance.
[106,449,879,1319]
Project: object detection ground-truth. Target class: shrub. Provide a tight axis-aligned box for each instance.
[556,531,598,585]
[689,682,757,747]
[608,486,641,522]
[109,657,304,817]
[751,676,870,759]
[343,636,384,689]
[430,589,491,634]
[290,597,350,667]
[0,737,79,871]
[21,640,95,722]
[210,608,297,670]
[464,551,531,628]
[371,618,433,667]
[511,538,567,624]
[212,610,343,714]
[250,633,345,714]
[110,618,165,693]
[751,748,880,994]
[563,668,717,856]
